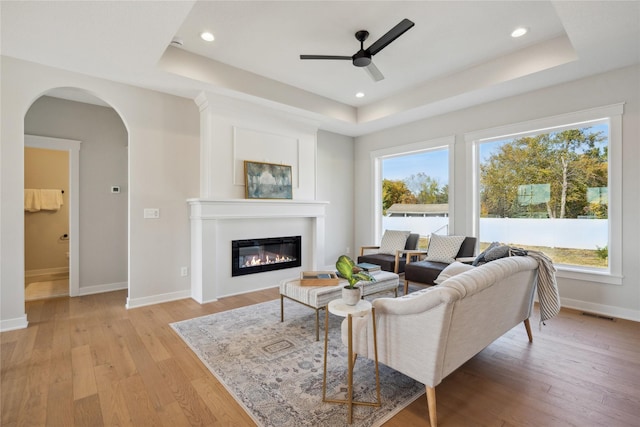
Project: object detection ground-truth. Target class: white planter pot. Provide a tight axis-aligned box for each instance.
[342,286,361,305]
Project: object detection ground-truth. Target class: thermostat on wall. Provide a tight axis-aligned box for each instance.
[111,186,120,193]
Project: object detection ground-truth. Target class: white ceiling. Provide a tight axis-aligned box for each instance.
[1,1,639,136]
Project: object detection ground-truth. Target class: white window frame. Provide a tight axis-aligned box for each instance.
[370,136,455,244]
[465,104,623,285]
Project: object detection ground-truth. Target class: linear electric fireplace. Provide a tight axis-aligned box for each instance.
[231,235,302,277]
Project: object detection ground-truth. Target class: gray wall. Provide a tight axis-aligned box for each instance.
[25,96,128,289]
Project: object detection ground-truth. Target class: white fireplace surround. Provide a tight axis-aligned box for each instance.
[189,199,328,303]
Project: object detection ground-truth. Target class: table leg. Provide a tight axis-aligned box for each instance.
[347,313,353,424]
[280,295,284,322]
[322,307,329,402]
[372,307,381,405]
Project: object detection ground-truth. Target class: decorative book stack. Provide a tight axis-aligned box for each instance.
[356,262,381,272]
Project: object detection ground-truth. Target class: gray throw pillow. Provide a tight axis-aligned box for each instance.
[472,241,500,266]
[484,244,511,261]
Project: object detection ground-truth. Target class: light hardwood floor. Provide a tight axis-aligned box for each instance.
[1,287,639,426]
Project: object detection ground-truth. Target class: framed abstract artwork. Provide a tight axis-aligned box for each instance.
[244,161,293,199]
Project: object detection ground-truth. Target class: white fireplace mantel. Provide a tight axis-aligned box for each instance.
[188,198,329,220]
[188,199,329,303]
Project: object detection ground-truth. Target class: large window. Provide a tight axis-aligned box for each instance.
[373,137,453,249]
[468,104,623,284]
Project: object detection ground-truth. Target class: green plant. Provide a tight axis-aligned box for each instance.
[595,245,608,260]
[335,255,376,289]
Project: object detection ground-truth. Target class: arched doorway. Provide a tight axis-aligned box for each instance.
[24,88,128,300]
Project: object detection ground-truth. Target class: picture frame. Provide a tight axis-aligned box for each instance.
[244,161,293,199]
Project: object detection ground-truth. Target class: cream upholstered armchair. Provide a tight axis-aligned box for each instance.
[342,256,540,426]
[357,230,421,274]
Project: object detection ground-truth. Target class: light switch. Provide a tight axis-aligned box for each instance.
[144,208,160,219]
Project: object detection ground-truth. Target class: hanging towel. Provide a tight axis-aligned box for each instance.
[40,189,64,211]
[24,189,41,212]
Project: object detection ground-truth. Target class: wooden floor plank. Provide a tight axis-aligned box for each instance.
[71,344,98,401]
[73,394,104,427]
[1,287,638,426]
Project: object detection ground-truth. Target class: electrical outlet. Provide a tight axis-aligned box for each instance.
[180,267,188,277]
[346,247,350,254]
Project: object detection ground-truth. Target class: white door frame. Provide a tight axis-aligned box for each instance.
[24,135,81,297]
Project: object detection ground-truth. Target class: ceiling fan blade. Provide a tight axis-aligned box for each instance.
[367,18,415,56]
[300,55,352,60]
[364,62,384,82]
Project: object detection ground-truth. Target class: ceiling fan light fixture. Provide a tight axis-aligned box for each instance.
[511,27,528,38]
[200,31,215,42]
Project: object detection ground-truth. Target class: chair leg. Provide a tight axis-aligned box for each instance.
[523,318,533,342]
[280,295,284,322]
[403,280,409,295]
[426,386,437,427]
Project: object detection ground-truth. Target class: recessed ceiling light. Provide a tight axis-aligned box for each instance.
[511,27,528,38]
[355,92,365,98]
[200,31,215,42]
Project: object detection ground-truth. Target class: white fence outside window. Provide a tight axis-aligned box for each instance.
[382,217,607,250]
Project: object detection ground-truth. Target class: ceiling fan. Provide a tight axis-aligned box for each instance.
[300,18,415,82]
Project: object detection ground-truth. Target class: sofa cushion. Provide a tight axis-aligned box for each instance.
[433,261,474,285]
[404,260,448,285]
[357,253,409,273]
[378,230,411,254]
[425,234,466,264]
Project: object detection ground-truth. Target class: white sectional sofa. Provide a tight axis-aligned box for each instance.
[343,255,541,427]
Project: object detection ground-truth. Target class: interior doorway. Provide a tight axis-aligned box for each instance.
[24,135,81,298]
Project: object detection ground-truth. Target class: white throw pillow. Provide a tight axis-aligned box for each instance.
[425,234,466,264]
[433,261,474,284]
[378,230,411,255]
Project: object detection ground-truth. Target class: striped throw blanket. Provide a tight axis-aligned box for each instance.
[512,249,561,326]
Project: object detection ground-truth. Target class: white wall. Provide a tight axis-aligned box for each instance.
[0,57,200,330]
[195,93,318,200]
[355,65,640,321]
[317,130,355,264]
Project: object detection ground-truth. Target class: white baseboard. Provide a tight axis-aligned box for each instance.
[560,297,640,322]
[0,314,29,332]
[217,283,279,299]
[77,281,128,296]
[126,289,192,309]
[26,267,69,277]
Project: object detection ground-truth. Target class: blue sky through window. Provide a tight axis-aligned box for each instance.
[382,149,449,184]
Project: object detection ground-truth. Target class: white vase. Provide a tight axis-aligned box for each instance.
[342,286,361,306]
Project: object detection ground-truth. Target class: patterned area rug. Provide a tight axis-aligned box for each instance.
[171,298,424,426]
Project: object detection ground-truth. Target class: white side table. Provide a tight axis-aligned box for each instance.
[322,299,381,424]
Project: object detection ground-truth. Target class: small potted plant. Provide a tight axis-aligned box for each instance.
[336,255,376,305]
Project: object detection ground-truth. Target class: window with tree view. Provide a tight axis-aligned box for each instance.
[478,120,609,269]
[381,147,449,249]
